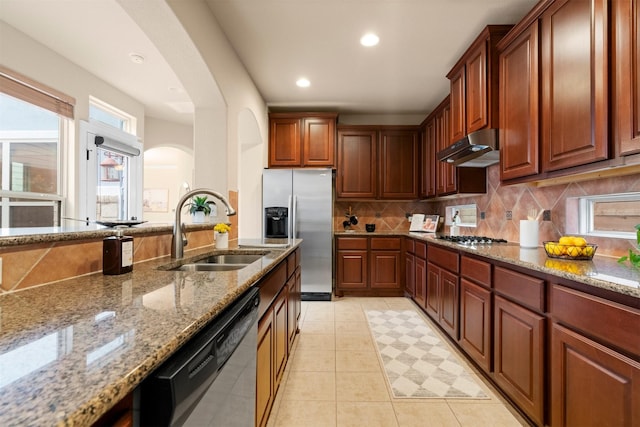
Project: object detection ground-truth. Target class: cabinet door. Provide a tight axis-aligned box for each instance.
[370,250,401,289]
[303,117,335,167]
[269,117,301,167]
[295,266,302,324]
[436,103,456,195]
[449,67,466,143]
[421,118,437,198]
[465,40,488,133]
[425,262,441,320]
[459,278,492,373]
[500,22,540,180]
[287,275,297,351]
[405,252,415,296]
[336,249,368,290]
[274,288,288,388]
[256,311,274,427]
[440,268,459,340]
[551,323,640,427]
[414,256,427,307]
[494,295,545,426]
[613,0,640,156]
[336,130,377,198]
[379,130,419,199]
[541,0,608,171]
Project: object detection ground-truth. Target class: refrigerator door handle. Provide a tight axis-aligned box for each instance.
[292,195,298,240]
[287,194,293,240]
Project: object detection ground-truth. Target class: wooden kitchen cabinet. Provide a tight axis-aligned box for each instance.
[435,99,456,195]
[425,245,459,340]
[499,19,540,180]
[549,284,640,427]
[268,112,337,168]
[336,125,419,200]
[256,309,274,427]
[459,256,492,373]
[420,116,437,198]
[404,238,415,297]
[613,0,640,157]
[379,129,420,199]
[414,250,427,308]
[447,25,512,143]
[541,0,608,171]
[493,266,545,426]
[336,236,403,296]
[273,288,288,387]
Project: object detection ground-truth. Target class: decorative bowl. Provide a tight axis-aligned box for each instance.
[543,241,598,260]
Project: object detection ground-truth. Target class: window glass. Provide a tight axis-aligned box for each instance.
[96,147,130,221]
[567,193,640,238]
[0,93,62,227]
[89,104,126,131]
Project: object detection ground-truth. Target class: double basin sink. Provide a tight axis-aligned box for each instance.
[169,253,265,272]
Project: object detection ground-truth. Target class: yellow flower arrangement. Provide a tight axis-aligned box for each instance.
[214,222,231,234]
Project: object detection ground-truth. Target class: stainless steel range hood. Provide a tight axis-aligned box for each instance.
[436,128,499,167]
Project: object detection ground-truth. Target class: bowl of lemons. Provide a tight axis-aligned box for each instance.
[544,236,597,260]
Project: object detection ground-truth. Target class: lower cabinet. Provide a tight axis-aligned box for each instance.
[336,236,403,296]
[459,278,492,373]
[550,284,640,427]
[425,245,459,340]
[256,252,301,427]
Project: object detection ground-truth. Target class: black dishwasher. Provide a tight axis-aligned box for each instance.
[136,286,259,427]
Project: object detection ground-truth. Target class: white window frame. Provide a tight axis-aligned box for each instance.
[79,120,143,223]
[568,192,640,239]
[89,96,137,136]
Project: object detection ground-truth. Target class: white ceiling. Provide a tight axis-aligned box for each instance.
[1,0,538,124]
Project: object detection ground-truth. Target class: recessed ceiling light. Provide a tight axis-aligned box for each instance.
[360,33,380,47]
[296,78,311,88]
[129,53,145,64]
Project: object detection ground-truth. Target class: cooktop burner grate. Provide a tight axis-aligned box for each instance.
[436,235,508,245]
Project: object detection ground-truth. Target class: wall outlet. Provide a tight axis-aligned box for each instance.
[506,210,512,220]
[480,211,486,220]
[543,210,551,221]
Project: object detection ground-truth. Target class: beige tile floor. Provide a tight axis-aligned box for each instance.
[266,296,531,427]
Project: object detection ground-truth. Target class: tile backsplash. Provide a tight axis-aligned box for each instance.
[335,165,639,259]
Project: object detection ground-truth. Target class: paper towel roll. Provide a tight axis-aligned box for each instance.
[520,220,539,248]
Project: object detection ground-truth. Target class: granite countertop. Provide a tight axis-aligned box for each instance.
[0,241,300,426]
[335,230,640,302]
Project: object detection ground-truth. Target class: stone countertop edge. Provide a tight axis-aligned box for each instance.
[334,231,640,301]
[0,223,214,247]
[0,241,300,427]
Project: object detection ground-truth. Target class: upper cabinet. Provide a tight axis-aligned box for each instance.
[268,112,337,168]
[447,25,512,144]
[613,0,640,157]
[541,0,608,171]
[499,0,640,183]
[336,126,419,200]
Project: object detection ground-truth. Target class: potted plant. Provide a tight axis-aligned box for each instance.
[214,222,231,249]
[618,224,640,268]
[186,196,212,223]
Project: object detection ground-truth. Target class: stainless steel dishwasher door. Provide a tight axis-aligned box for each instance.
[137,287,259,427]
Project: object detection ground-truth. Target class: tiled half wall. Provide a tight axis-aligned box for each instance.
[335,166,639,259]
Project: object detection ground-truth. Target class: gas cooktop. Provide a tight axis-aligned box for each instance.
[435,235,508,245]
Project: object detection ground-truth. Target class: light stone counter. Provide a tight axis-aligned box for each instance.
[335,230,640,302]
[0,240,300,426]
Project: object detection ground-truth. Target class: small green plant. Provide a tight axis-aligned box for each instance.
[186,196,212,215]
[617,224,640,268]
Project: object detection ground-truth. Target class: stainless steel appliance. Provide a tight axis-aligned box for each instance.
[262,168,333,301]
[136,287,259,426]
[436,128,499,167]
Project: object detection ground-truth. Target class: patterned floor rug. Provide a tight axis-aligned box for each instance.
[365,309,488,399]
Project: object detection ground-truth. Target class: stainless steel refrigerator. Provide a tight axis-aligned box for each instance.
[262,168,333,301]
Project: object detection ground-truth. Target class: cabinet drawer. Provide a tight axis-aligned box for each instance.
[257,262,287,318]
[494,266,545,312]
[371,237,401,250]
[551,284,640,357]
[337,237,367,250]
[286,252,296,278]
[461,256,491,288]
[428,245,459,273]
[415,241,427,259]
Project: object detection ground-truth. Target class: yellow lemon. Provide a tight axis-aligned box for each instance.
[566,246,581,257]
[559,236,574,246]
[573,237,587,247]
[582,246,594,257]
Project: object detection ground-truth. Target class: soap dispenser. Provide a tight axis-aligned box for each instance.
[103,229,133,275]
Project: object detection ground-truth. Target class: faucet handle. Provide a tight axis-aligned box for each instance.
[181,222,188,247]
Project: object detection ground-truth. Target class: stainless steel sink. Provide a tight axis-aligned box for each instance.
[197,254,264,265]
[173,264,248,272]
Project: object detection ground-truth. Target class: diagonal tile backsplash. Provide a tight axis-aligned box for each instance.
[335,165,639,258]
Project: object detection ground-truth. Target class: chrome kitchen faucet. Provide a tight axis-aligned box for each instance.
[172,189,237,258]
